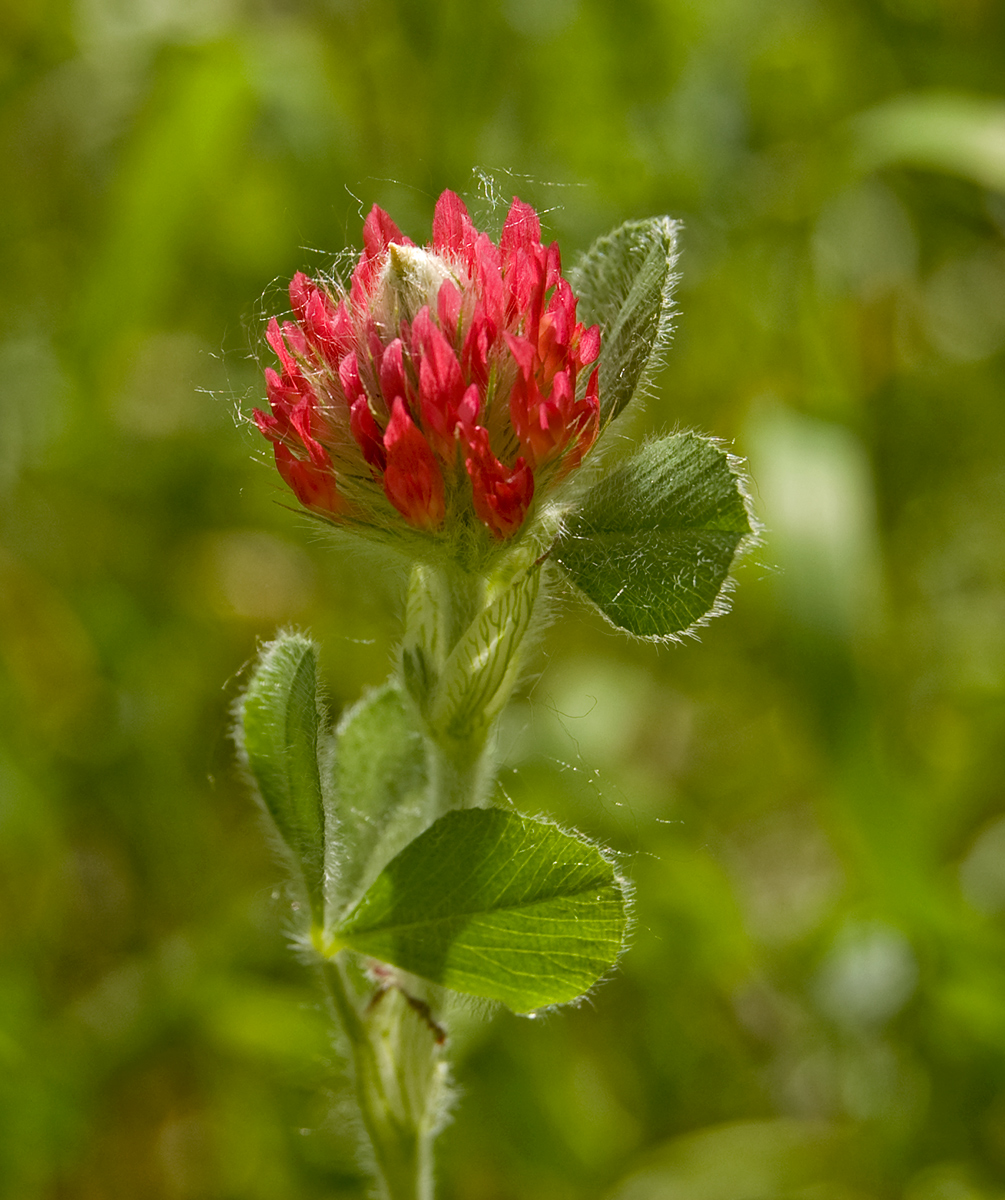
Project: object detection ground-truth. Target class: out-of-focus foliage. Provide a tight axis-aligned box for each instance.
[2,0,1004,1196]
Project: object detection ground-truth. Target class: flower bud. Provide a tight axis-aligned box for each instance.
[372,243,456,334]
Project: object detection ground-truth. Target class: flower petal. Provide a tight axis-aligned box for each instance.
[382,397,445,529]
[463,425,534,539]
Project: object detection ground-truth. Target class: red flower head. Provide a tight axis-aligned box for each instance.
[254,191,601,542]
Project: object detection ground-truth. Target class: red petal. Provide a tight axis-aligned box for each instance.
[378,338,407,407]
[382,397,445,530]
[463,425,534,539]
[413,307,466,459]
[437,280,462,340]
[546,279,574,347]
[289,272,310,323]
[288,396,329,466]
[363,205,407,259]
[338,351,366,407]
[458,382,481,427]
[543,241,562,290]
[281,320,307,358]
[290,272,352,367]
[266,317,298,377]
[253,406,280,440]
[432,190,478,266]
[509,368,580,468]
[578,323,601,366]
[503,331,536,379]
[350,393,387,471]
[461,309,496,388]
[264,367,291,411]
[351,204,414,307]
[501,197,541,266]
[559,370,600,474]
[472,233,505,325]
[274,442,341,515]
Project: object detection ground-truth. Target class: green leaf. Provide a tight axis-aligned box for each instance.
[554,431,754,640]
[239,633,326,923]
[335,808,627,1012]
[332,682,429,904]
[569,216,680,424]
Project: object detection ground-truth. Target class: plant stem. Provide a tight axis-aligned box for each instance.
[322,958,441,1200]
[426,733,490,815]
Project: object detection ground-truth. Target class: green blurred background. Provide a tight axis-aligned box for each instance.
[3,0,1005,1196]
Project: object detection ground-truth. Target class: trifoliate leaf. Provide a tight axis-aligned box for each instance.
[335,808,627,1012]
[554,431,754,639]
[570,216,680,424]
[239,633,326,922]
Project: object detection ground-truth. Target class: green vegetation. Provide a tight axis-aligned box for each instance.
[2,0,1005,1197]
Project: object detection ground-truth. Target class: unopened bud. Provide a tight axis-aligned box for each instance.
[373,243,456,334]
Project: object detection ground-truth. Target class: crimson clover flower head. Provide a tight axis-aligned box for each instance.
[253,191,601,545]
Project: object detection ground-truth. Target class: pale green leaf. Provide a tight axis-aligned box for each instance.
[239,633,326,922]
[569,216,680,423]
[335,808,627,1012]
[332,682,429,904]
[554,431,753,639]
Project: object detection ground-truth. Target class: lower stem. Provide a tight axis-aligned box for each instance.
[323,959,441,1200]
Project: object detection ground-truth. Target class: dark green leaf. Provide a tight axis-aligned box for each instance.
[239,633,326,922]
[335,809,627,1012]
[569,216,680,424]
[554,431,754,639]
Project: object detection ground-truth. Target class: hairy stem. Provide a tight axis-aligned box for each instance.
[323,958,443,1200]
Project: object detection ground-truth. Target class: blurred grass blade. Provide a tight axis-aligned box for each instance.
[335,808,628,1012]
[852,91,1005,193]
[75,43,252,373]
[239,633,327,924]
[554,431,754,639]
[569,217,680,424]
[605,1118,846,1200]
